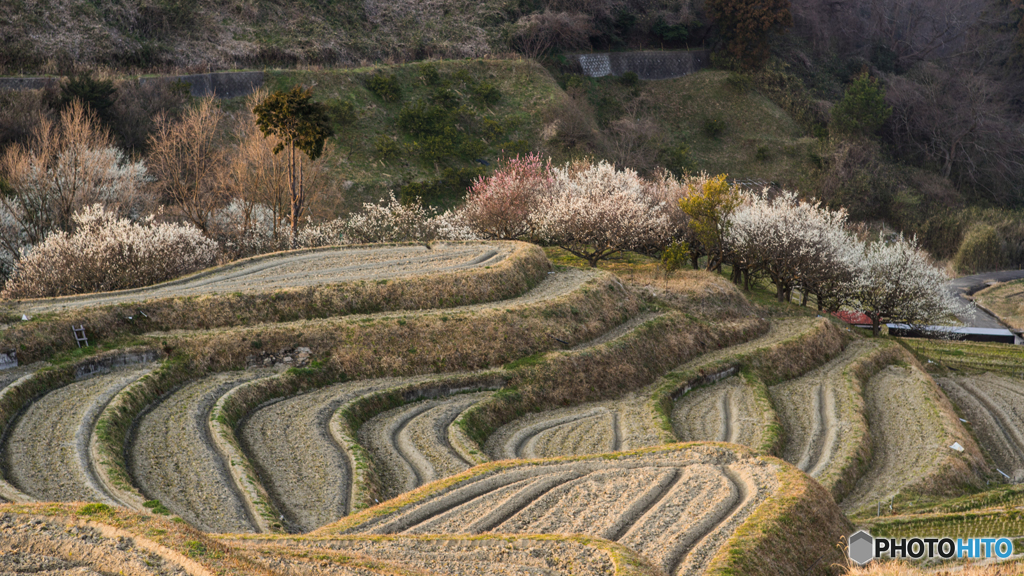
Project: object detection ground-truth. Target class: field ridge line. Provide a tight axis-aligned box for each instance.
[82,367,156,508]
[0,372,44,503]
[808,385,839,478]
[391,402,442,489]
[210,374,286,533]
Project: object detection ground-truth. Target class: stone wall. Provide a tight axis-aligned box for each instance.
[574,50,709,80]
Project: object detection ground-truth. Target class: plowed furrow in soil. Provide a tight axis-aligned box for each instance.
[672,377,761,448]
[131,371,273,533]
[18,243,519,315]
[770,340,876,480]
[348,448,780,576]
[840,365,947,513]
[2,366,152,503]
[940,375,1024,482]
[240,378,423,533]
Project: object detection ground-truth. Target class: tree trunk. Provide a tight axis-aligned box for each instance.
[801,291,808,307]
[872,317,880,337]
[289,143,298,249]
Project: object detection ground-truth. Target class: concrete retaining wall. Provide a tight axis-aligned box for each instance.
[574,50,709,80]
[0,71,263,99]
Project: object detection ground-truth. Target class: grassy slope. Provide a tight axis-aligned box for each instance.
[577,70,818,190]
[265,59,565,213]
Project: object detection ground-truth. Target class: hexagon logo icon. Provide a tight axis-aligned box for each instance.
[849,530,874,565]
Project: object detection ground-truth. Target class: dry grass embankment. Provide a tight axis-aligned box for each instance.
[974,279,1024,331]
[0,241,549,363]
[900,338,1024,378]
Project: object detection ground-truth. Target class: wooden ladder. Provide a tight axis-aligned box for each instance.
[72,325,88,348]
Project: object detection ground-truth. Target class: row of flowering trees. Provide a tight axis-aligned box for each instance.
[459,154,968,335]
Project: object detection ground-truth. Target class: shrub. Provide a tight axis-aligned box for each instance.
[619,71,640,87]
[419,63,441,86]
[2,205,218,299]
[703,115,726,138]
[952,224,1004,274]
[374,135,403,160]
[366,73,402,103]
[471,81,501,105]
[326,100,357,127]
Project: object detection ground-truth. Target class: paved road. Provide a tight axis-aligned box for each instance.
[949,270,1024,329]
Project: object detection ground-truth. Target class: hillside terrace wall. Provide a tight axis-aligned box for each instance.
[573,49,709,80]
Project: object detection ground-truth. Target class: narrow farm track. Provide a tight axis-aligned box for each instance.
[360,392,494,499]
[840,365,949,513]
[340,446,778,576]
[2,366,153,503]
[14,242,518,314]
[131,370,276,533]
[939,374,1024,481]
[770,340,877,479]
[672,376,763,448]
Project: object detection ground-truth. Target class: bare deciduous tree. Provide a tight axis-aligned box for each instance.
[148,96,229,234]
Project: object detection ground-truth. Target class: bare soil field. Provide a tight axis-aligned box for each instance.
[360,392,494,500]
[326,445,782,576]
[1,366,154,504]
[10,243,517,315]
[672,317,819,372]
[130,370,277,533]
[672,376,769,449]
[840,365,974,514]
[938,373,1024,482]
[770,340,877,483]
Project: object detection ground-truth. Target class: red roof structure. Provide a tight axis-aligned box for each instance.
[832,311,872,326]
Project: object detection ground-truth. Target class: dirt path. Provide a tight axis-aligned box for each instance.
[2,366,153,503]
[672,376,764,449]
[770,340,877,480]
[13,242,516,315]
[346,446,778,576]
[840,366,949,513]
[939,374,1024,482]
[131,371,275,533]
[0,513,195,576]
[361,392,494,499]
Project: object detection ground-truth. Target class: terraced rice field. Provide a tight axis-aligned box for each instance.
[672,376,768,448]
[361,391,494,499]
[333,445,779,576]
[770,341,877,483]
[938,373,1024,482]
[12,242,516,314]
[130,370,278,533]
[840,365,954,513]
[1,365,154,504]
